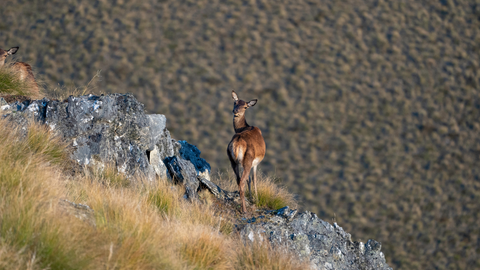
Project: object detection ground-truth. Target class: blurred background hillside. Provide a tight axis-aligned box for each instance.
[2,0,480,269]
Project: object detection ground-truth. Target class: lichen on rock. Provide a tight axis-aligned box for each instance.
[239,206,392,270]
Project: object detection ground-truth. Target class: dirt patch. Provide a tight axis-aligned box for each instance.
[0,94,32,104]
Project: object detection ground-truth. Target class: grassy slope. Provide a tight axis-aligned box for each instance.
[0,118,305,270]
[1,0,480,268]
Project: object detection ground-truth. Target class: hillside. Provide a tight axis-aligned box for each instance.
[0,113,314,269]
[2,0,480,269]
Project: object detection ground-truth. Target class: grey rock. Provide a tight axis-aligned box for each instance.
[164,156,200,200]
[1,94,182,183]
[198,177,240,201]
[147,114,180,179]
[0,97,7,106]
[240,208,392,270]
[58,199,96,227]
[178,140,211,180]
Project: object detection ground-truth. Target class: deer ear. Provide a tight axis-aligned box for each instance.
[247,99,257,107]
[231,91,239,101]
[7,47,19,55]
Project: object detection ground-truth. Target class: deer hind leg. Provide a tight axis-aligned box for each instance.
[253,165,258,201]
[247,171,252,198]
[228,146,241,186]
[229,158,241,186]
[239,162,253,213]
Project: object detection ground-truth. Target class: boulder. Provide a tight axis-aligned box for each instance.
[59,199,96,227]
[1,93,214,200]
[239,206,392,270]
[178,140,211,180]
[163,156,199,200]
[0,94,181,182]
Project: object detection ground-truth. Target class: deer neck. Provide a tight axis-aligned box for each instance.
[233,115,250,133]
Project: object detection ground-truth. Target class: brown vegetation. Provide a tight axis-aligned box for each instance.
[1,0,480,268]
[0,118,307,269]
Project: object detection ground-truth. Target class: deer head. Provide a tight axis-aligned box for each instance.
[0,47,19,67]
[231,91,257,117]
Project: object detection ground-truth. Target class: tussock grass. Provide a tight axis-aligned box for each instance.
[235,239,309,270]
[146,181,181,215]
[0,66,31,96]
[213,171,297,211]
[0,242,36,270]
[24,122,69,166]
[253,174,297,210]
[0,65,43,99]
[0,119,97,269]
[178,226,231,270]
[0,119,305,269]
[84,164,131,188]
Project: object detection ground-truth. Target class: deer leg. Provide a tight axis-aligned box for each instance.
[235,164,241,186]
[247,172,252,198]
[239,163,253,213]
[229,157,241,186]
[253,165,258,201]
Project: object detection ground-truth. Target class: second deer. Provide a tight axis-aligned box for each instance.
[0,46,40,96]
[227,90,266,213]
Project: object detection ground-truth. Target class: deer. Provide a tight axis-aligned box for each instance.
[0,46,40,96]
[227,90,266,213]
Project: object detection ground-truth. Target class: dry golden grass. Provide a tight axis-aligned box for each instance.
[234,239,309,270]
[253,174,297,210]
[178,225,231,270]
[0,119,97,270]
[213,171,297,211]
[0,242,36,270]
[0,118,306,269]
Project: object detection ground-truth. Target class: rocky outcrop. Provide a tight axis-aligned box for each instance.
[239,206,392,270]
[0,94,205,188]
[1,94,392,269]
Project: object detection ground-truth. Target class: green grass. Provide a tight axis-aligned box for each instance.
[0,67,30,96]
[147,182,181,215]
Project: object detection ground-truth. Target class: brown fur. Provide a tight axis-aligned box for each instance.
[0,47,40,97]
[227,91,266,213]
